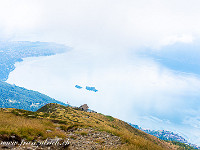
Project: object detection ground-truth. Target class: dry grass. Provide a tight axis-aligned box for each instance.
[0,104,178,149]
[0,109,65,140]
[36,104,176,150]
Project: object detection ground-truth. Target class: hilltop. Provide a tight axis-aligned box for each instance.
[0,103,194,150]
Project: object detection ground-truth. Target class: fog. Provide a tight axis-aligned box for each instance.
[7,46,200,144]
[1,0,200,145]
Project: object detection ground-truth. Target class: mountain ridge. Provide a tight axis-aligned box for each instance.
[0,80,68,111]
[0,103,187,150]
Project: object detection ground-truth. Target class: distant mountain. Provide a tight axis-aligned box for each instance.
[129,123,200,149]
[0,41,69,111]
[0,80,68,111]
[143,129,187,143]
[0,41,70,81]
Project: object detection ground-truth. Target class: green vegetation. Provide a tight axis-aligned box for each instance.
[105,115,115,121]
[0,81,67,111]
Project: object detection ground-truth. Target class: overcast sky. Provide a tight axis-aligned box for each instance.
[2,0,200,145]
[1,0,200,49]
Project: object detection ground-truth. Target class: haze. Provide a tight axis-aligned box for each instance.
[1,0,200,145]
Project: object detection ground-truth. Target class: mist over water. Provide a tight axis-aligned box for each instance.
[6,47,200,145]
[1,0,200,146]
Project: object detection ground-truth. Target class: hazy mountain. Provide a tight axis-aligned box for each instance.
[129,123,200,149]
[0,41,69,81]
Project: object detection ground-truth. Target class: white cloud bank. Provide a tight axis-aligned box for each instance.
[160,34,194,47]
[1,0,200,48]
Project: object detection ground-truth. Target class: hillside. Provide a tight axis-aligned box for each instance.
[0,81,67,111]
[0,103,192,150]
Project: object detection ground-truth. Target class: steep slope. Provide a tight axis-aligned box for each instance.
[0,103,186,149]
[36,103,178,150]
[0,81,67,111]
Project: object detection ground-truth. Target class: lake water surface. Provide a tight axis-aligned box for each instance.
[6,49,200,145]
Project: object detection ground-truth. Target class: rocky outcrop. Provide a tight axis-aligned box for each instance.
[66,127,123,149]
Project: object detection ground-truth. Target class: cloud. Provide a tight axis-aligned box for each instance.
[0,0,42,40]
[6,45,200,144]
[2,0,200,145]
[1,0,200,49]
[159,34,194,47]
[7,47,200,123]
[183,116,200,129]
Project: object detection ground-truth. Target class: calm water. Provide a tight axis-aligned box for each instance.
[6,49,200,145]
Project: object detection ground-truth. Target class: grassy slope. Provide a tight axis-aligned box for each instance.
[0,103,191,150]
[36,104,174,149]
[0,108,66,141]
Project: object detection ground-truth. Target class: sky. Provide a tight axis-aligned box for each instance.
[1,0,200,145]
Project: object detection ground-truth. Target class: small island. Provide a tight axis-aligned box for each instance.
[75,85,83,89]
[86,86,98,92]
